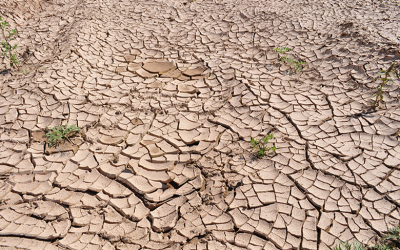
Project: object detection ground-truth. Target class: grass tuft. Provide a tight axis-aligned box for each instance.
[372,62,397,108]
[251,133,276,158]
[333,226,400,250]
[0,16,19,68]
[273,47,306,72]
[45,123,81,148]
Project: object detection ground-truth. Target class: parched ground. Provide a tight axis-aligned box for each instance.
[0,0,400,249]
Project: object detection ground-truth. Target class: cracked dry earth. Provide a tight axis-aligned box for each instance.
[1,0,400,250]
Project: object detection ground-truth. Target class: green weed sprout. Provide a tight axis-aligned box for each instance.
[373,244,392,250]
[383,226,400,241]
[372,62,397,108]
[333,227,400,250]
[333,241,366,250]
[332,241,351,250]
[45,123,80,148]
[280,57,306,72]
[273,47,306,72]
[0,16,19,68]
[371,226,400,250]
[250,133,276,158]
[273,47,290,54]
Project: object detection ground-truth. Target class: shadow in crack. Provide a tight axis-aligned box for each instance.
[0,69,11,76]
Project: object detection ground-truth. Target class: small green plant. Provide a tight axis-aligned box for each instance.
[273,47,291,54]
[250,133,276,158]
[332,241,351,250]
[45,123,81,148]
[281,57,306,72]
[0,16,19,68]
[273,47,306,72]
[383,227,400,241]
[372,62,397,108]
[333,227,400,250]
[353,242,368,250]
[372,226,400,250]
[373,244,392,250]
[333,241,366,250]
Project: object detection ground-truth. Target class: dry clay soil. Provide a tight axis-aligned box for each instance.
[0,0,400,249]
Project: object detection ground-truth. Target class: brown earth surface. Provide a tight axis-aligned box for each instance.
[0,0,400,249]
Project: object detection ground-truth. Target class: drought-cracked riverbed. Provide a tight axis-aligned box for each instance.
[0,0,400,249]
